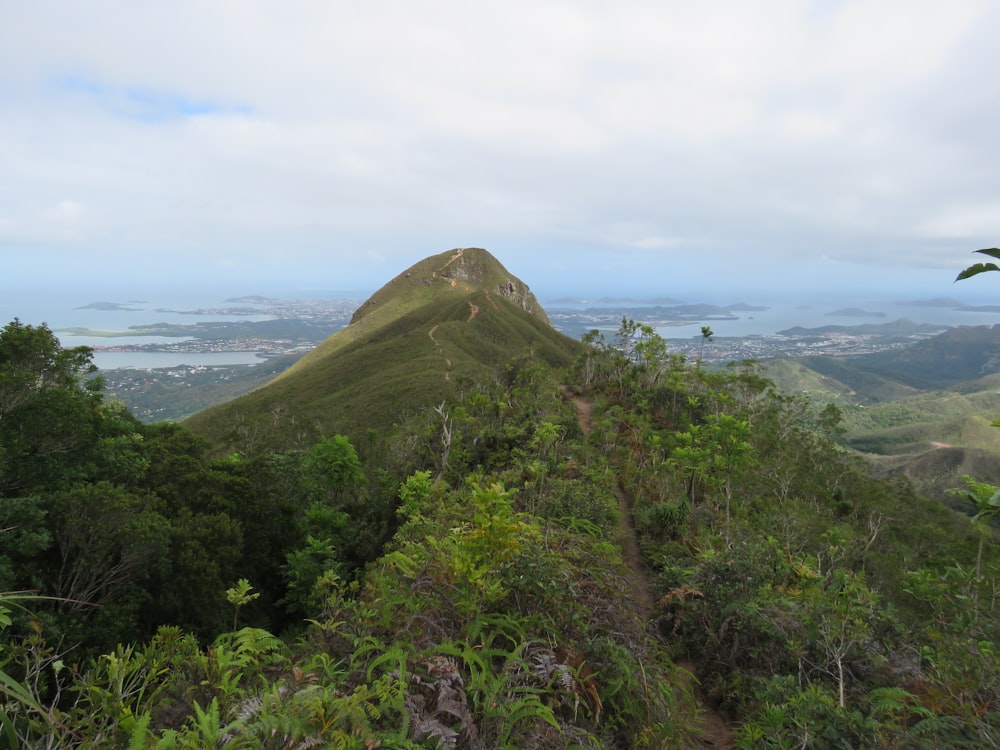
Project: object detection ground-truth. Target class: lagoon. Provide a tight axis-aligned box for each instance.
[91,351,266,369]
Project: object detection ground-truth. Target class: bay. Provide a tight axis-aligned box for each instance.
[91,351,267,369]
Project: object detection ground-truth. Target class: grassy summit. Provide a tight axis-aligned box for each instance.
[185,247,583,452]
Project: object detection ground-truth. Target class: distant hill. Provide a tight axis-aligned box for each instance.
[776,318,945,338]
[858,324,1000,388]
[824,307,887,318]
[766,324,1000,399]
[185,248,584,453]
[762,325,1000,503]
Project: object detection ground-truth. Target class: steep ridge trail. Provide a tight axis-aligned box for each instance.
[427,325,452,380]
[568,393,736,749]
[438,246,465,271]
[426,299,485,381]
[569,394,653,614]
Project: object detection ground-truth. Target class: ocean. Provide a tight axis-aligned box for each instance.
[543,293,1000,339]
[0,285,302,369]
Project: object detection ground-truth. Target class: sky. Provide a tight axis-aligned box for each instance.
[3,1,1000,302]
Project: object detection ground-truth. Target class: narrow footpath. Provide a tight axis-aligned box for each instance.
[569,394,735,749]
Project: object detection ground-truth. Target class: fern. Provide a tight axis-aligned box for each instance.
[214,627,287,668]
[187,697,223,745]
[466,611,527,652]
[561,516,603,537]
[901,714,991,747]
[350,634,387,669]
[432,640,502,713]
[126,712,153,750]
[379,549,420,578]
[867,686,933,722]
[497,694,561,746]
[365,643,410,685]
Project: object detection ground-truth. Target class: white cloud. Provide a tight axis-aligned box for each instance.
[635,237,685,250]
[919,202,1000,240]
[0,0,998,293]
[44,199,85,224]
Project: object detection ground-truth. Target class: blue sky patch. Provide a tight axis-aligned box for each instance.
[53,74,246,122]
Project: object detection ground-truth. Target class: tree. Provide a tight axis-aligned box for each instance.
[226,578,260,630]
[0,319,98,423]
[697,325,713,370]
[302,435,364,504]
[951,475,1000,580]
[954,257,1000,577]
[669,413,751,521]
[0,319,104,495]
[46,482,169,610]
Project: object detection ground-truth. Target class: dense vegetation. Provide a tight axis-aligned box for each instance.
[1,311,999,748]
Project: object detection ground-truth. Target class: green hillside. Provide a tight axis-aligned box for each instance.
[5,311,1000,747]
[766,342,1000,450]
[185,248,584,453]
[6,276,1000,746]
[760,329,1000,506]
[858,324,1000,388]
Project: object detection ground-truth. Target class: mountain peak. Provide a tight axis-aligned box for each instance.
[350,247,550,326]
[185,247,580,452]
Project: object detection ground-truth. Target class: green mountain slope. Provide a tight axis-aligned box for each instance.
[763,325,1000,404]
[185,248,583,452]
[7,311,1000,746]
[762,328,1000,503]
[858,324,1000,388]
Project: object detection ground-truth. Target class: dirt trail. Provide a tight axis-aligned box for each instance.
[426,298,484,382]
[569,394,736,750]
[428,325,450,380]
[572,396,654,615]
[438,247,465,271]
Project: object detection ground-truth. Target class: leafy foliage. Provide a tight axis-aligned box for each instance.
[956,248,1000,281]
[3,303,1000,747]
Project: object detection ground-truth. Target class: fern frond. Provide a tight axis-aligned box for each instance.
[498,694,561,746]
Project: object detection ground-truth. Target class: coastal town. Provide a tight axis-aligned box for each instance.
[82,296,946,366]
[84,295,957,422]
[660,328,947,364]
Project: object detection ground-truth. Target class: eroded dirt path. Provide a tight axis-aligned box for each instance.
[427,299,484,382]
[428,325,450,380]
[569,393,736,749]
[570,395,652,612]
[613,485,655,612]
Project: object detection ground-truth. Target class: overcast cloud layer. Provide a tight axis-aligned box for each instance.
[3,1,1000,299]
